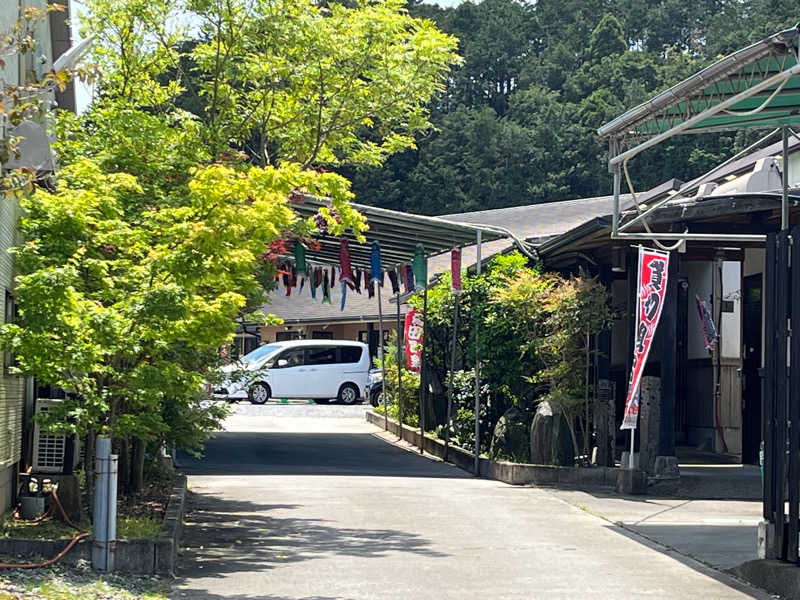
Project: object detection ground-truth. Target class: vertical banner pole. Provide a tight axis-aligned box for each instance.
[621,245,670,471]
[444,298,459,462]
[378,283,386,431]
[419,259,429,454]
[473,231,482,475]
[396,289,403,439]
[371,242,386,431]
[629,429,635,469]
[782,125,789,231]
[444,248,463,462]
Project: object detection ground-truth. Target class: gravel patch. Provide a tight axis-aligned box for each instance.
[0,560,170,599]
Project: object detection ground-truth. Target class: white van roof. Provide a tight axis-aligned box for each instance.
[270,339,367,348]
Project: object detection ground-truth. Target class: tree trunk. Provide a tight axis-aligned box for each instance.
[131,438,146,494]
[118,437,131,495]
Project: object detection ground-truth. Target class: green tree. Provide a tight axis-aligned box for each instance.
[3,0,459,496]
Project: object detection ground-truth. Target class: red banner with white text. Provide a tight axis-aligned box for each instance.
[621,247,670,430]
[404,310,424,372]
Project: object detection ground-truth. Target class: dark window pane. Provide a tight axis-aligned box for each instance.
[339,346,363,363]
[306,346,336,365]
[277,348,305,367]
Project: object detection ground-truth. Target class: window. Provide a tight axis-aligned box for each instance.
[312,331,333,339]
[276,348,305,367]
[276,331,300,341]
[305,346,337,365]
[339,346,363,364]
[4,290,16,375]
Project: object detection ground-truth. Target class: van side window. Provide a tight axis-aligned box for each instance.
[306,346,337,365]
[277,348,304,367]
[339,346,363,364]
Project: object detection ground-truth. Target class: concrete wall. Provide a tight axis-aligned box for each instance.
[0,201,24,514]
[0,4,21,87]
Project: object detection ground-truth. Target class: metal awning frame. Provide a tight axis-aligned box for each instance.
[288,195,535,272]
[600,25,800,245]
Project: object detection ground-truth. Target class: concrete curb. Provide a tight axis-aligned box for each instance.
[366,410,617,491]
[729,559,800,599]
[0,474,187,575]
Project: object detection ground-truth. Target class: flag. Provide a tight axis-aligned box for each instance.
[404,310,424,372]
[621,247,670,430]
[451,248,462,295]
[695,296,718,351]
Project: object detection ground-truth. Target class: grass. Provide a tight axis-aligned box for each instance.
[117,515,161,539]
[2,512,161,541]
[0,511,90,541]
[0,568,170,600]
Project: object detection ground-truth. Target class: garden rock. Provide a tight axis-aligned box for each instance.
[530,401,574,466]
[490,406,530,462]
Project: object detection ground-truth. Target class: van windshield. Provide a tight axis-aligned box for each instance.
[240,344,283,365]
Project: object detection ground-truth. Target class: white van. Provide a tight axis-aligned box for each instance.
[214,340,371,405]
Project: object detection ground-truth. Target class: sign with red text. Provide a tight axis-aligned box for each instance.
[621,247,670,430]
[404,310,424,372]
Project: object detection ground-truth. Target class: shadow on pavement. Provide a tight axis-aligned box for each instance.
[173,490,446,598]
[177,431,470,478]
[603,523,767,599]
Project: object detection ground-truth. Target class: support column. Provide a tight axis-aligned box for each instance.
[595,265,614,467]
[656,251,679,481]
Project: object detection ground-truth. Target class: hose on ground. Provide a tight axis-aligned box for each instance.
[0,486,90,570]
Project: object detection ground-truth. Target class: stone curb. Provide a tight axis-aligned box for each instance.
[366,410,618,491]
[729,559,800,599]
[0,474,187,575]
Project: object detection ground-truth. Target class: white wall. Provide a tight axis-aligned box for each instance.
[721,261,742,359]
[685,261,713,360]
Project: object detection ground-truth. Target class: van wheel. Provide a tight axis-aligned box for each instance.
[338,383,360,405]
[249,382,271,405]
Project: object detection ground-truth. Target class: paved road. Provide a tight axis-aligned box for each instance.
[172,405,769,600]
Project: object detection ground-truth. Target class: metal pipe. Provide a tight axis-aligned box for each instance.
[609,63,800,167]
[444,297,460,462]
[473,231,482,475]
[92,436,117,572]
[419,258,429,454]
[377,283,387,431]
[618,127,785,235]
[615,232,766,242]
[612,164,621,238]
[396,290,403,439]
[783,125,790,231]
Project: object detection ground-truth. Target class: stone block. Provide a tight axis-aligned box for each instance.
[616,468,647,495]
[729,559,800,600]
[578,468,605,488]
[757,520,778,560]
[115,539,155,574]
[557,467,578,486]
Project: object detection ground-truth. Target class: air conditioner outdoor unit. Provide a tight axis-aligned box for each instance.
[32,399,78,474]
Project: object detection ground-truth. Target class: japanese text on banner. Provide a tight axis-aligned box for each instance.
[404,310,424,372]
[621,247,670,430]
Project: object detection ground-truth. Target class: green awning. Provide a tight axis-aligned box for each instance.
[599,25,800,157]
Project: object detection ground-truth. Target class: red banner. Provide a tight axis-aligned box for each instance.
[451,248,462,295]
[621,247,670,430]
[404,310,424,372]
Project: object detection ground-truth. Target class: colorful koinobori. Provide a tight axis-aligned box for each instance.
[274,240,436,310]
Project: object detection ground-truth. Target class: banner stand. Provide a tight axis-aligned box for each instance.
[621,246,670,470]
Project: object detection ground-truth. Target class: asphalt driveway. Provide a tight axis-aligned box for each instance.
[172,404,769,599]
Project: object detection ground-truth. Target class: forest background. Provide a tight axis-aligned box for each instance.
[339,0,799,215]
